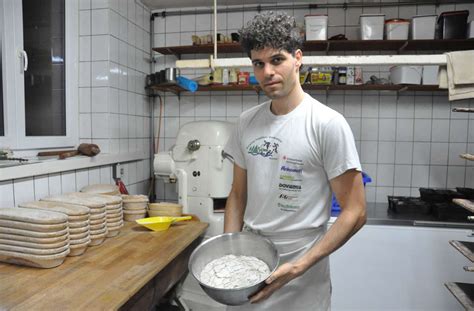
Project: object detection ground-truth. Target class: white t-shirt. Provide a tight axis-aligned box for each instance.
[225,93,361,233]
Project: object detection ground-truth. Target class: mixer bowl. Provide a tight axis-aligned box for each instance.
[188,232,279,305]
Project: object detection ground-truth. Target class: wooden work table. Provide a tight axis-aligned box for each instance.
[0,220,208,310]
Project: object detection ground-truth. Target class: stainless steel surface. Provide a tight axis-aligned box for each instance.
[336,203,474,229]
[188,232,279,306]
[414,220,474,229]
[164,67,177,83]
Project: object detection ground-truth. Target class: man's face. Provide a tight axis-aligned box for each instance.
[250,47,302,99]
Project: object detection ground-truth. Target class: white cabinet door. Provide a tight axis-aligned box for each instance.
[330,224,473,311]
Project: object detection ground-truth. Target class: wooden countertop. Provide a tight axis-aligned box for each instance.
[0,220,208,310]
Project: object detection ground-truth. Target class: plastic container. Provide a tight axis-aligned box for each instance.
[436,10,469,39]
[305,15,328,40]
[360,14,385,40]
[422,65,439,85]
[331,172,371,213]
[390,66,422,85]
[385,19,410,40]
[411,15,437,39]
[468,21,474,39]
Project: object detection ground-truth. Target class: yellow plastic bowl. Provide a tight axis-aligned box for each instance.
[135,216,192,231]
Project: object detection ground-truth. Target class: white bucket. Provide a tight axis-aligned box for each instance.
[305,15,328,40]
[360,14,385,40]
[411,15,437,39]
[385,19,410,40]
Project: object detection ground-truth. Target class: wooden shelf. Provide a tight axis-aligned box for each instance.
[149,83,442,94]
[450,240,474,262]
[445,282,474,310]
[153,39,474,56]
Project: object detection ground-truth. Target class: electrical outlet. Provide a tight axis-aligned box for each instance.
[113,163,123,179]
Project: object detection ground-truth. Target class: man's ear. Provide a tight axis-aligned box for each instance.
[294,49,303,70]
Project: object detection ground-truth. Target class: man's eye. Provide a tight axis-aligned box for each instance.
[253,62,264,68]
[271,58,283,65]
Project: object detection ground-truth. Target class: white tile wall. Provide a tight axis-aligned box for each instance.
[3,1,152,208]
[152,2,474,203]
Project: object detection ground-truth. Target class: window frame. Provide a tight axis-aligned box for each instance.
[0,0,78,150]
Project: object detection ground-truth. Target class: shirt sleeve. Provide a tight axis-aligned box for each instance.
[322,114,361,180]
[224,119,246,169]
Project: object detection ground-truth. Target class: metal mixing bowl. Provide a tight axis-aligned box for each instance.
[188,232,279,306]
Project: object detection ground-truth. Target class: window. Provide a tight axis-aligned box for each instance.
[0,0,77,150]
[0,12,3,138]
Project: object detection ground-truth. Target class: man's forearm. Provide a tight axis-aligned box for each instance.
[224,191,246,233]
[293,204,366,274]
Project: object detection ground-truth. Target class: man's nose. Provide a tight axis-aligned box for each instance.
[263,64,275,77]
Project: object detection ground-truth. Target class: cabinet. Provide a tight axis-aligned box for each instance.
[329,223,473,310]
[151,39,474,94]
[447,200,474,309]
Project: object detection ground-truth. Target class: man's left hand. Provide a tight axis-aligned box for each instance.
[249,262,303,303]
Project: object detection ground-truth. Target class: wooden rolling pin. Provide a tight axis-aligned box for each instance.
[37,143,101,159]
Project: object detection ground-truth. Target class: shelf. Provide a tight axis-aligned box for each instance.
[445,282,474,310]
[149,83,442,94]
[453,199,474,213]
[153,39,474,56]
[450,240,474,262]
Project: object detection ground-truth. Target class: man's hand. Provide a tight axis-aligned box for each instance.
[249,262,304,303]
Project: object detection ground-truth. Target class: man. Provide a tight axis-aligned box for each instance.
[223,11,367,311]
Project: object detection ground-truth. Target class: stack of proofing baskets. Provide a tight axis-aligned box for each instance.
[42,194,110,246]
[65,192,123,238]
[0,208,70,268]
[18,201,91,256]
[121,195,149,221]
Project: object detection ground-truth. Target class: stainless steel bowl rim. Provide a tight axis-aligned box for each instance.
[188,231,280,291]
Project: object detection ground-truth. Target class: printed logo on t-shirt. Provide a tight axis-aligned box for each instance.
[246,136,281,160]
[277,156,304,212]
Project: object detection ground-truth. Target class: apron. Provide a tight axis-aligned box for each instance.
[227,225,331,311]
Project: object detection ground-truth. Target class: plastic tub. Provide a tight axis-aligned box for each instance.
[422,66,439,85]
[331,172,371,213]
[360,14,385,40]
[436,10,469,39]
[411,15,437,39]
[385,19,409,40]
[390,66,422,85]
[305,15,328,40]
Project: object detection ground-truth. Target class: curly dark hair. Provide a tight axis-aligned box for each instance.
[239,11,303,58]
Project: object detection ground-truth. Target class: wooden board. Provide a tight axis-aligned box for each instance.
[453,199,474,213]
[0,221,208,310]
[445,282,474,310]
[449,240,474,262]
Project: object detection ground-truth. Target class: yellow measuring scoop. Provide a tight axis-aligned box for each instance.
[135,216,192,232]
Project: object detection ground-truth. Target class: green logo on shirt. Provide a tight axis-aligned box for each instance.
[246,136,281,160]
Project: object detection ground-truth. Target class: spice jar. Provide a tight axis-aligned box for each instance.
[338,67,347,85]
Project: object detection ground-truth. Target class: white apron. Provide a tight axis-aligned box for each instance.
[227,225,331,311]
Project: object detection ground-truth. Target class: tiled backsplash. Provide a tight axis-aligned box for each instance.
[78,0,151,154]
[0,160,150,207]
[152,2,474,203]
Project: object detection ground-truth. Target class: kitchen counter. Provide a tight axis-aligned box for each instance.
[330,203,473,229]
[0,220,208,310]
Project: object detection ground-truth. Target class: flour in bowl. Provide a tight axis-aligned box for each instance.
[200,254,270,289]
